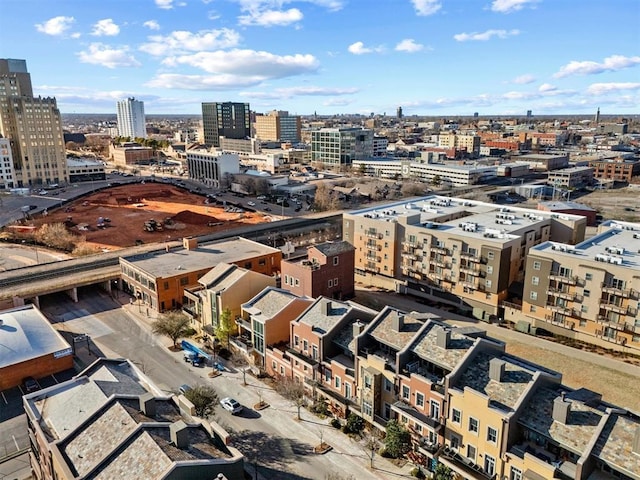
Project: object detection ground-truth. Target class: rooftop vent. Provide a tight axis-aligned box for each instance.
[436,327,451,349]
[139,393,156,417]
[323,300,332,316]
[353,320,365,338]
[170,420,190,449]
[489,358,506,382]
[392,313,404,332]
[552,392,571,425]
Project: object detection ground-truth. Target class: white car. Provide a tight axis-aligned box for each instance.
[220,397,243,414]
[247,201,256,207]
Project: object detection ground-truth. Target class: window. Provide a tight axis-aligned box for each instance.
[363,401,372,416]
[312,345,318,360]
[328,279,333,287]
[452,408,461,424]
[530,291,538,301]
[532,276,539,286]
[416,392,425,407]
[583,290,590,297]
[530,305,537,313]
[333,257,339,266]
[401,415,408,424]
[510,467,523,480]
[487,251,494,260]
[303,339,308,351]
[402,385,410,400]
[467,444,476,461]
[325,370,331,382]
[487,426,498,443]
[486,279,492,288]
[335,376,341,388]
[180,277,188,286]
[484,455,496,476]
[271,361,277,370]
[468,417,479,433]
[284,274,289,285]
[384,378,392,392]
[450,435,460,450]
[244,262,252,269]
[295,278,300,286]
[364,375,372,389]
[280,365,284,375]
[334,278,339,286]
[486,265,493,274]
[259,258,266,266]
[581,305,588,313]
[294,335,299,346]
[533,261,541,270]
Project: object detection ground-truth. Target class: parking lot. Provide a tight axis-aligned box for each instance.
[0,368,76,460]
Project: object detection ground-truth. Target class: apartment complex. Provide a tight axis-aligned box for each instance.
[343,196,586,320]
[264,304,640,480]
[119,237,281,313]
[521,220,640,354]
[0,58,67,187]
[23,358,244,480]
[201,102,250,147]
[437,133,481,157]
[108,142,154,166]
[116,97,146,139]
[254,110,301,143]
[311,127,373,170]
[281,240,355,300]
[186,150,240,188]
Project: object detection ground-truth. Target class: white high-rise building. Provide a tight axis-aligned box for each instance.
[116,97,146,139]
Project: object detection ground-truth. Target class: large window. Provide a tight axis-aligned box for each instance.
[363,401,372,416]
[452,408,461,424]
[468,417,479,433]
[484,455,496,476]
[416,392,424,408]
[402,385,410,400]
[510,467,523,480]
[487,426,498,443]
[467,444,476,461]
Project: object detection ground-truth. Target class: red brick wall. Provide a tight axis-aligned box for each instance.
[0,353,73,390]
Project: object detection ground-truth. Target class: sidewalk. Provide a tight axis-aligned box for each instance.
[118,298,416,479]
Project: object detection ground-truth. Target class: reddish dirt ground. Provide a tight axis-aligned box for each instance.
[31,183,272,250]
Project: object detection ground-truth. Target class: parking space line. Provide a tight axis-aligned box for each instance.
[13,435,19,450]
[52,373,59,384]
[1,391,7,404]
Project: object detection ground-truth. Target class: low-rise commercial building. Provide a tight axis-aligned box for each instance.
[109,142,154,166]
[0,304,73,390]
[517,153,569,171]
[547,166,594,189]
[66,158,106,183]
[589,158,640,183]
[119,237,281,313]
[186,150,240,188]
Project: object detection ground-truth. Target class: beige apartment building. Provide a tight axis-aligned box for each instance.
[343,196,586,321]
[437,133,481,157]
[521,220,640,354]
[254,110,301,143]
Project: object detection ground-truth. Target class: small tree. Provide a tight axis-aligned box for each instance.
[343,413,365,435]
[274,375,306,420]
[231,351,250,386]
[363,431,382,469]
[384,420,412,458]
[151,310,191,348]
[215,308,235,348]
[184,384,218,418]
[433,463,452,480]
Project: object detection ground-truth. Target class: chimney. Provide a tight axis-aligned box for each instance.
[353,320,365,338]
[552,393,571,424]
[323,300,332,316]
[392,313,405,332]
[489,358,505,382]
[183,237,198,250]
[170,420,190,449]
[436,327,451,349]
[633,426,640,455]
[139,393,156,417]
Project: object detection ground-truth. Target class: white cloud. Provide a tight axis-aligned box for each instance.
[77,43,141,68]
[243,86,359,99]
[491,0,539,13]
[512,74,536,84]
[323,98,353,106]
[140,29,241,56]
[35,16,75,36]
[239,8,303,26]
[91,19,120,36]
[395,39,424,53]
[410,0,441,16]
[538,83,557,92]
[207,11,221,20]
[162,49,319,78]
[145,73,269,90]
[586,82,640,95]
[155,0,175,9]
[143,20,161,30]
[454,29,519,41]
[348,41,384,55]
[554,55,640,78]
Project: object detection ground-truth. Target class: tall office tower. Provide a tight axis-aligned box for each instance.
[397,106,403,119]
[311,127,373,170]
[116,97,146,139]
[0,58,67,187]
[526,110,533,118]
[201,102,250,147]
[595,107,600,125]
[254,110,301,143]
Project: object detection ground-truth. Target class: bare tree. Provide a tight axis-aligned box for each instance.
[273,375,307,420]
[231,351,250,386]
[151,310,191,348]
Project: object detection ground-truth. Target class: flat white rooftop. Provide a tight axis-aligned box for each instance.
[0,304,71,369]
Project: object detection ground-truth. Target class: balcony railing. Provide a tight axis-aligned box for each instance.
[366,244,382,251]
[439,446,496,480]
[430,245,449,255]
[549,304,573,315]
[601,284,636,299]
[549,273,578,285]
[599,303,629,315]
[365,231,383,239]
[547,288,577,301]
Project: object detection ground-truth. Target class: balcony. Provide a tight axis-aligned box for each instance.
[365,231,383,239]
[625,322,640,333]
[601,284,636,299]
[549,273,578,285]
[182,304,199,319]
[433,260,452,269]
[439,446,496,480]
[431,245,449,255]
[549,304,573,316]
[366,254,381,262]
[547,288,577,301]
[229,335,253,353]
[391,401,443,432]
[404,240,423,249]
[460,250,481,261]
[366,243,382,251]
[599,302,629,315]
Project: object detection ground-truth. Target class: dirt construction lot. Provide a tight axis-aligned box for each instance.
[33,183,272,250]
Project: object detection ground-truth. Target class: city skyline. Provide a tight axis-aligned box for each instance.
[1,0,639,116]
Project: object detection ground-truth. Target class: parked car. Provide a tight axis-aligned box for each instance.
[247,201,256,207]
[23,377,39,393]
[179,384,192,395]
[220,397,243,414]
[256,195,266,200]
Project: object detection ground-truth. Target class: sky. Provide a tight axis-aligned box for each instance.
[2,0,639,116]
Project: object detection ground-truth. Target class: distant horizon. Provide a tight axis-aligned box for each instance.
[4,0,639,115]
